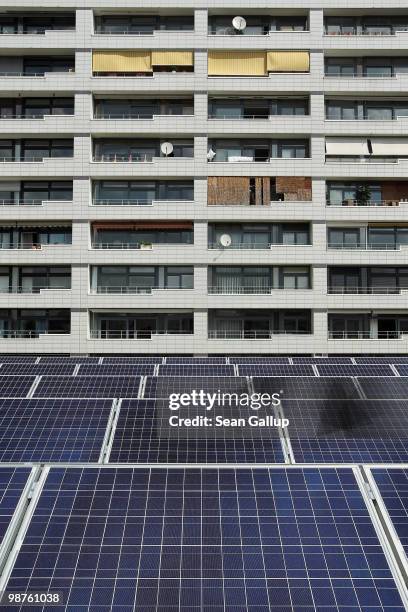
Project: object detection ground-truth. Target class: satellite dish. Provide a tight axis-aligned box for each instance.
[207,148,216,161]
[161,142,173,156]
[219,233,232,247]
[232,16,246,31]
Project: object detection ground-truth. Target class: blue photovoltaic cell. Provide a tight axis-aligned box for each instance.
[253,377,360,399]
[0,467,31,547]
[292,357,354,364]
[166,357,227,364]
[283,399,408,463]
[110,400,284,463]
[229,356,290,364]
[355,357,408,364]
[0,376,35,398]
[158,365,235,376]
[394,365,408,376]
[33,376,142,399]
[316,364,394,377]
[358,377,408,399]
[0,398,113,462]
[372,468,408,558]
[143,376,249,399]
[5,467,405,611]
[103,357,163,364]
[0,363,76,376]
[78,364,155,376]
[238,364,315,376]
[39,356,101,364]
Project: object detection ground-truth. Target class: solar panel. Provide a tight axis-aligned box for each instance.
[0,398,113,462]
[144,376,250,399]
[292,356,354,364]
[253,376,360,399]
[230,356,290,364]
[283,399,408,463]
[0,467,31,547]
[109,400,284,463]
[0,363,76,376]
[0,376,35,398]
[355,357,408,364]
[33,376,142,399]
[78,364,155,376]
[372,468,408,558]
[394,365,408,376]
[39,356,100,363]
[166,357,227,364]
[316,364,394,377]
[158,365,235,376]
[5,467,405,610]
[358,377,408,399]
[238,364,315,376]
[103,356,163,364]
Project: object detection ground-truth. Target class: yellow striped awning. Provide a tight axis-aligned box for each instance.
[208,51,267,76]
[267,51,309,72]
[92,51,152,72]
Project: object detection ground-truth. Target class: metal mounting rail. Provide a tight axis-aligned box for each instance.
[355,466,408,610]
[0,466,48,594]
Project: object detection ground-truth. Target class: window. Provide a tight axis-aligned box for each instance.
[326,101,357,120]
[160,181,194,200]
[365,105,393,120]
[165,266,193,289]
[282,311,311,333]
[21,181,72,202]
[281,267,310,289]
[281,224,309,244]
[328,228,361,248]
[364,63,393,77]
[276,98,308,116]
[23,57,74,75]
[325,17,356,35]
[0,17,17,33]
[20,266,71,292]
[21,139,73,161]
[0,141,14,161]
[329,268,361,292]
[279,141,308,158]
[326,183,382,205]
[325,58,356,77]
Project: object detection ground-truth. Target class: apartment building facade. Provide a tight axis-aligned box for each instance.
[0,0,408,354]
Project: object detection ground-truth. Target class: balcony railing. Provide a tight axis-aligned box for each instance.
[0,286,71,294]
[90,329,193,339]
[325,71,397,78]
[0,27,75,35]
[326,199,402,207]
[0,71,75,77]
[325,28,408,36]
[329,331,405,340]
[328,286,407,295]
[94,27,193,35]
[327,243,401,251]
[92,242,191,249]
[209,242,310,249]
[92,198,193,206]
[0,242,71,250]
[0,155,73,163]
[93,112,193,120]
[208,330,310,339]
[0,198,72,206]
[208,285,310,294]
[92,154,191,163]
[0,113,74,120]
[0,330,70,338]
[326,157,402,164]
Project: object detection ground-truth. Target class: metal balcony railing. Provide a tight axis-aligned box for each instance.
[0,242,71,250]
[0,27,75,35]
[90,329,193,339]
[94,27,193,35]
[0,155,73,163]
[93,199,153,206]
[327,286,408,295]
[327,243,401,250]
[326,157,402,164]
[93,112,193,120]
[325,28,408,36]
[326,199,402,207]
[208,285,310,294]
[0,198,72,206]
[0,330,70,338]
[0,286,71,294]
[208,330,310,339]
[92,154,191,163]
[325,71,397,78]
[0,71,75,77]
[0,113,74,120]
[94,286,154,294]
[329,331,404,340]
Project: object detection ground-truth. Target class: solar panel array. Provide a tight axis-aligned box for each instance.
[0,354,407,608]
[4,467,405,611]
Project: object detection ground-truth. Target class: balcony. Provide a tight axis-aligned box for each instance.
[94,15,194,36]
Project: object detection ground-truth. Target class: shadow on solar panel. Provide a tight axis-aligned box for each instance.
[283,399,408,463]
[253,377,360,399]
[358,377,408,399]
[109,399,284,463]
[144,376,249,399]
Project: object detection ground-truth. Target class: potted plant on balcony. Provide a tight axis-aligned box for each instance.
[355,185,371,206]
[139,241,153,250]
